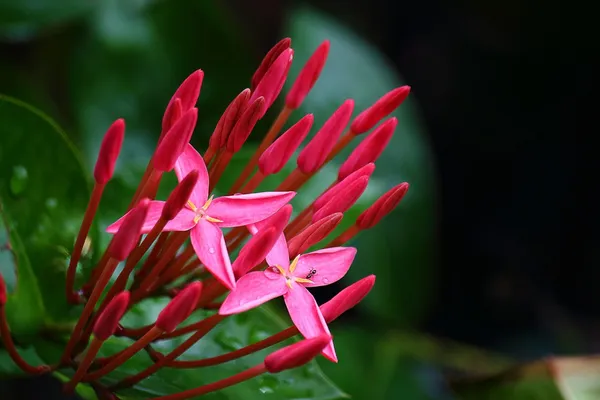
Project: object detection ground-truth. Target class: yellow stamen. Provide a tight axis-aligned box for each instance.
[205,216,223,223]
[288,255,300,273]
[293,277,313,284]
[187,200,198,212]
[202,195,215,210]
[274,265,286,275]
[193,215,202,224]
[285,279,293,289]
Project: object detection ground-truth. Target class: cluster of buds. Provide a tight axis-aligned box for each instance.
[0,37,410,399]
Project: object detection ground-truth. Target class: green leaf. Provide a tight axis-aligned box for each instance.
[37,300,346,399]
[0,95,96,327]
[284,6,437,324]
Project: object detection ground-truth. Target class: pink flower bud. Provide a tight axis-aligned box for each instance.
[162,70,203,133]
[312,176,369,222]
[93,291,130,341]
[356,183,409,230]
[162,170,199,221]
[108,198,150,261]
[314,163,375,211]
[321,275,376,322]
[226,97,265,153]
[297,99,354,174]
[233,227,279,276]
[264,335,331,373]
[350,86,410,134]
[338,118,397,180]
[160,98,183,140]
[285,40,329,110]
[288,213,343,257]
[0,273,7,306]
[259,114,314,175]
[251,38,292,90]
[249,49,294,118]
[153,108,198,172]
[93,119,125,184]
[210,89,251,151]
[155,282,202,332]
[255,204,293,234]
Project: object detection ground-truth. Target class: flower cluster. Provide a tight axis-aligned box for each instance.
[0,37,409,399]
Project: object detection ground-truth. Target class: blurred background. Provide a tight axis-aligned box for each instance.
[0,0,583,399]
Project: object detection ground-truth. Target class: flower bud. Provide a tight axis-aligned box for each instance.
[161,70,203,133]
[251,38,292,90]
[155,282,202,332]
[162,170,199,221]
[350,86,410,134]
[314,163,375,211]
[93,291,130,341]
[253,204,293,234]
[259,114,313,176]
[108,198,150,261]
[356,183,409,230]
[338,118,397,180]
[153,108,198,172]
[227,97,265,153]
[161,98,183,140]
[288,213,343,257]
[264,335,331,373]
[312,176,369,222]
[233,227,279,276]
[93,119,125,184]
[320,275,376,322]
[210,89,251,151]
[250,49,293,118]
[0,273,7,306]
[285,40,329,110]
[297,99,354,174]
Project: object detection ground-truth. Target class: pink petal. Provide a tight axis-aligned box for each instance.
[190,220,235,289]
[293,247,357,287]
[266,233,290,269]
[284,284,337,362]
[174,143,209,206]
[208,191,295,228]
[106,201,196,234]
[219,271,287,315]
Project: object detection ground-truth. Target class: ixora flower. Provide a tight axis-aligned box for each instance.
[219,232,356,362]
[107,144,295,289]
[0,36,412,400]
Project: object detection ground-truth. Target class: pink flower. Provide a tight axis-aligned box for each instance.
[219,230,356,362]
[107,144,295,289]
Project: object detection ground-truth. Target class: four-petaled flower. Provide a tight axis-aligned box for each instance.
[108,144,295,289]
[219,225,356,362]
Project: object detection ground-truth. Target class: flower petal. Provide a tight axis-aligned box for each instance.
[190,219,235,289]
[294,247,356,287]
[266,234,290,269]
[219,271,287,315]
[174,143,209,205]
[284,284,337,362]
[208,191,296,228]
[106,201,196,234]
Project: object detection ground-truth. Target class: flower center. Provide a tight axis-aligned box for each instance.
[187,196,223,224]
[273,255,313,289]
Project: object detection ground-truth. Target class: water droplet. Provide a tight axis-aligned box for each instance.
[258,386,274,394]
[322,277,329,284]
[208,247,215,254]
[10,166,28,195]
[45,198,57,209]
[257,375,279,393]
[264,267,280,280]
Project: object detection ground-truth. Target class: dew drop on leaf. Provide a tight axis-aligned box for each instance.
[9,165,28,195]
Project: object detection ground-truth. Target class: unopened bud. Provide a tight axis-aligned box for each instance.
[155,282,202,332]
[162,170,199,221]
[252,38,292,90]
[259,114,314,175]
[297,100,354,174]
[351,86,410,134]
[227,97,265,153]
[153,108,198,172]
[312,176,369,222]
[356,183,409,230]
[233,227,279,276]
[285,40,329,110]
[93,291,130,341]
[288,213,343,257]
[321,275,376,322]
[0,273,7,306]
[94,119,125,184]
[210,89,251,151]
[314,163,375,211]
[253,204,293,234]
[108,198,150,261]
[338,118,397,180]
[250,49,294,118]
[162,70,204,133]
[161,98,183,140]
[264,335,331,373]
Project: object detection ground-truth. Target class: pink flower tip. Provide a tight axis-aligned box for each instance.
[227,97,266,153]
[210,89,251,151]
[93,291,130,341]
[162,170,200,221]
[286,40,330,110]
[288,213,343,257]
[350,86,410,135]
[108,198,150,261]
[93,118,125,184]
[312,176,369,222]
[154,107,198,172]
[233,227,279,277]
[259,114,314,176]
[0,273,7,306]
[250,48,294,118]
[162,70,204,131]
[297,99,354,174]
[321,275,376,323]
[356,182,409,230]
[155,282,203,332]
[252,38,292,90]
[264,334,332,373]
[314,163,376,211]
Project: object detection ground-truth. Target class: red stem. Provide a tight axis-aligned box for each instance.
[64,337,103,393]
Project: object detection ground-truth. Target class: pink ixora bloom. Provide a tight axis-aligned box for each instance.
[219,227,356,362]
[107,144,295,289]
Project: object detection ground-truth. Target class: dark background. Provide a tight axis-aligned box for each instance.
[0,0,584,399]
